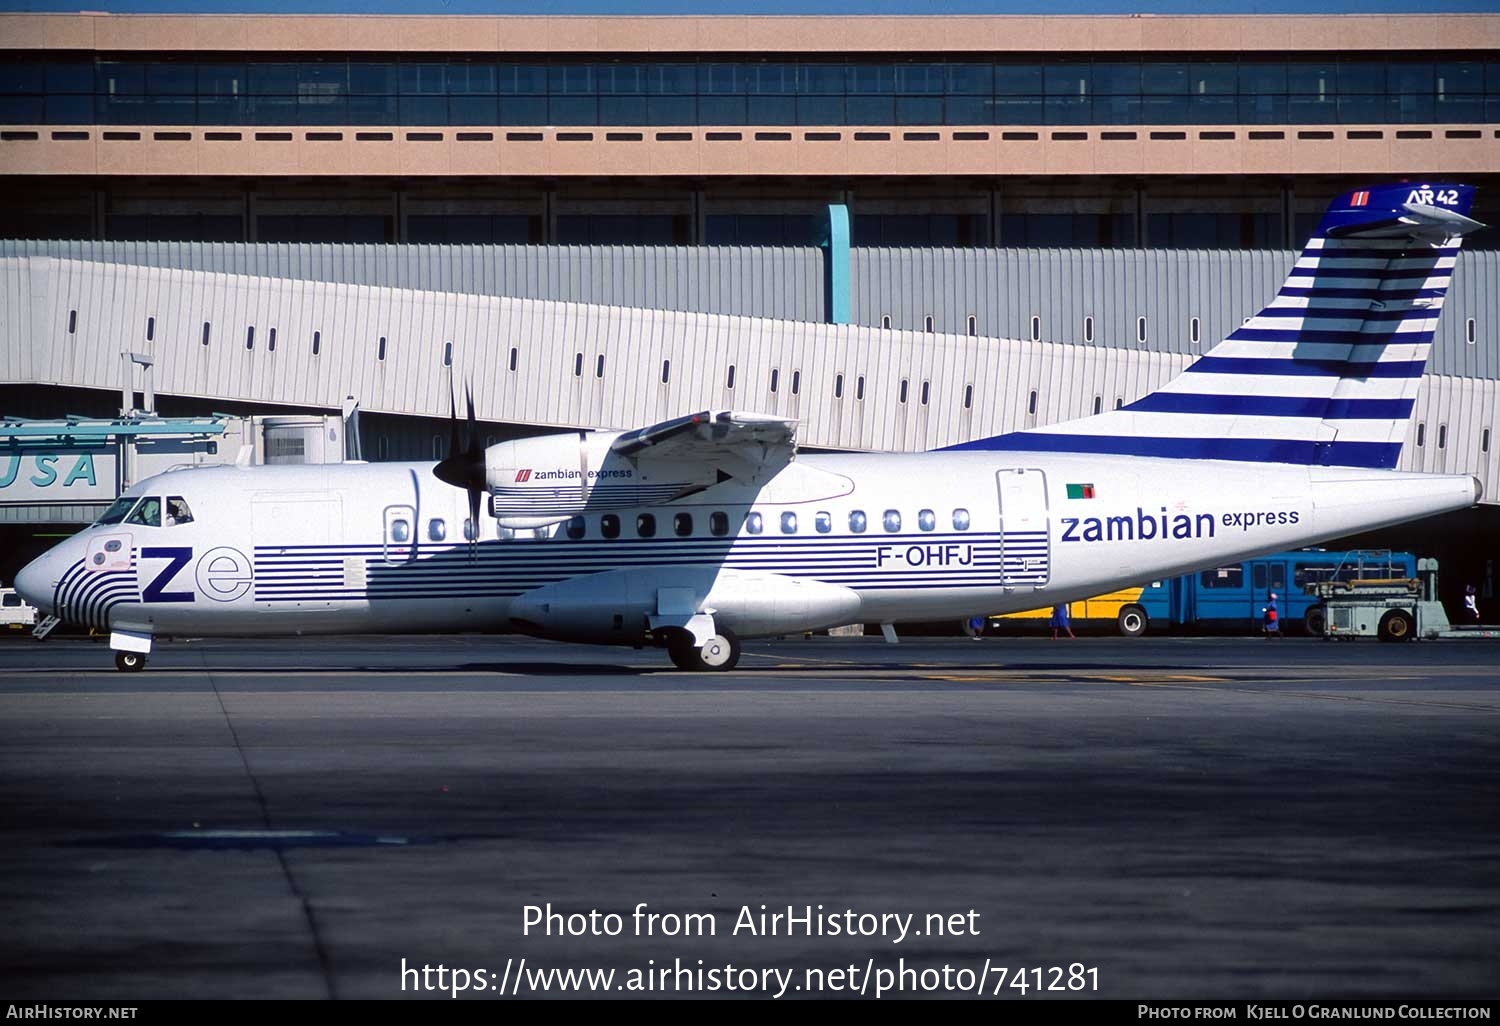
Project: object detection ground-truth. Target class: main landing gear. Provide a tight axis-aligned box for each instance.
[666,627,741,672]
[114,650,147,672]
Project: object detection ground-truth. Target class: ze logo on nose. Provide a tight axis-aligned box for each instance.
[139,546,254,603]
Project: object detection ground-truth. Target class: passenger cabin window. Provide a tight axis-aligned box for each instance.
[780,511,798,534]
[96,496,137,526]
[849,510,867,533]
[815,511,832,534]
[636,513,656,538]
[463,518,477,541]
[126,497,162,528]
[165,496,194,526]
[952,508,970,530]
[883,510,902,532]
[389,518,410,543]
[1200,564,1244,588]
[746,512,763,535]
[709,512,729,537]
[565,517,586,540]
[918,509,936,531]
[674,512,693,537]
[428,518,446,542]
[601,514,621,539]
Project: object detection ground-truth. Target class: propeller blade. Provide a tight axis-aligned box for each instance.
[434,381,485,492]
[431,379,488,559]
[446,379,460,461]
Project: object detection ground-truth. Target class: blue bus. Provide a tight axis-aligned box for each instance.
[1132,549,1418,636]
[995,549,1417,635]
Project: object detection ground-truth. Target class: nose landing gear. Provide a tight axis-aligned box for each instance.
[110,629,152,673]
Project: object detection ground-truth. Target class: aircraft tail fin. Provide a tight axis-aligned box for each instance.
[947,183,1482,469]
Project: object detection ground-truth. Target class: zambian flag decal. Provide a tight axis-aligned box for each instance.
[1066,483,1096,500]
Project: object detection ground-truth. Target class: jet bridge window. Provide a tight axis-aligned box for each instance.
[95,495,139,526]
[126,497,162,528]
[566,517,587,540]
[636,514,656,538]
[780,511,798,534]
[601,514,621,539]
[709,512,730,537]
[849,510,867,533]
[952,508,971,530]
[883,510,902,533]
[674,513,694,537]
[166,496,194,526]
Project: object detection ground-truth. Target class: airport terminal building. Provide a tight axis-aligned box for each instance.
[2,11,1498,599]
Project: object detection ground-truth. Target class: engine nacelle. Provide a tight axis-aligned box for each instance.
[486,431,712,527]
[508,567,862,642]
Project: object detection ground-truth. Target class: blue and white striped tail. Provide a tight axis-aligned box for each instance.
[948,182,1484,469]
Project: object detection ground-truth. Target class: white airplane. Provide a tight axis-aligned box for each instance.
[13,182,1485,672]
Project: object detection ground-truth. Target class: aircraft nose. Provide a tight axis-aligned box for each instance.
[13,553,55,615]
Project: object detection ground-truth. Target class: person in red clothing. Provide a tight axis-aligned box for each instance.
[1262,592,1281,639]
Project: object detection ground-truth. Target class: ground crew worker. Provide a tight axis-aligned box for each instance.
[1050,603,1075,640]
[1262,592,1281,639]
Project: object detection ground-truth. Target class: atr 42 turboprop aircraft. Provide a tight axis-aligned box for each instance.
[13,182,1486,672]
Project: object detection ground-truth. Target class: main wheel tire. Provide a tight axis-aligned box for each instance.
[666,635,700,670]
[114,650,146,673]
[1304,604,1326,636]
[1378,608,1414,643]
[1117,605,1148,638]
[697,629,741,671]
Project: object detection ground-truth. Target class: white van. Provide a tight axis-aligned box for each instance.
[1,587,38,629]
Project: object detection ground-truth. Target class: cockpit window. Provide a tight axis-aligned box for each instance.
[126,497,162,528]
[96,495,138,526]
[166,496,194,526]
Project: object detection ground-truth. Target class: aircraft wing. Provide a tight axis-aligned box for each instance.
[610,410,798,480]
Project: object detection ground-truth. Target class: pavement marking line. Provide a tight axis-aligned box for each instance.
[741,651,869,667]
[200,649,339,1000]
[1116,678,1500,713]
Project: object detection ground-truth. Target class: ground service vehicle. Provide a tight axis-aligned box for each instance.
[992,549,1418,636]
[1,587,38,629]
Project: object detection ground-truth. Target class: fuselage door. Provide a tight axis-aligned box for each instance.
[383,505,417,564]
[996,468,1050,588]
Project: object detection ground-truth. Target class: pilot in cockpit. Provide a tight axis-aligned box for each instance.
[126,497,162,527]
[166,496,194,526]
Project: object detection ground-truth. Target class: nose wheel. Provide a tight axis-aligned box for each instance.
[114,651,147,673]
[666,628,741,672]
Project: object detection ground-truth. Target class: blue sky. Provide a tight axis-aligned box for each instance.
[0,1,1493,14]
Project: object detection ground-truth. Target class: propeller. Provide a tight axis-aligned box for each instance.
[433,381,487,554]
